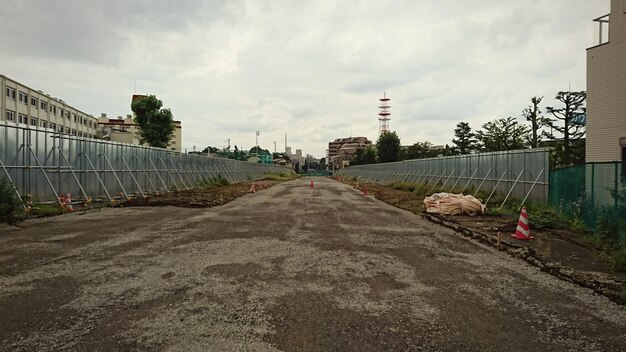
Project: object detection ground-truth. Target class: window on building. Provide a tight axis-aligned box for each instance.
[6,87,16,100]
[18,91,28,104]
[73,113,77,122]
[77,131,83,137]
[30,117,38,126]
[65,127,70,133]
[50,123,56,131]
[58,125,64,132]
[41,121,47,128]
[88,121,92,127]
[40,101,47,110]
[18,114,28,124]
[50,105,56,114]
[59,108,64,117]
[31,97,38,108]
[5,110,15,121]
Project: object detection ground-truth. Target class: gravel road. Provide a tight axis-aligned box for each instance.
[1,177,625,351]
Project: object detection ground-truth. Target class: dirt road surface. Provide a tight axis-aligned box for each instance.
[1,177,625,351]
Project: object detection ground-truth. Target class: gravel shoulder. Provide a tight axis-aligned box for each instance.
[1,177,625,351]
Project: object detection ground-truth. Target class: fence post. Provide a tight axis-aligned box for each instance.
[486,169,507,206]
[591,163,595,207]
[613,161,619,208]
[500,169,524,209]
[450,168,466,191]
[474,168,492,196]
[462,168,478,193]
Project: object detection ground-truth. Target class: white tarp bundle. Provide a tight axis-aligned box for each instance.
[423,193,486,215]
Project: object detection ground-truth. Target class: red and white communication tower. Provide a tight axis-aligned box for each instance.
[378,92,391,135]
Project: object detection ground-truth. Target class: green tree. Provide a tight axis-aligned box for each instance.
[233,144,239,160]
[201,146,220,154]
[404,141,438,160]
[249,146,270,155]
[362,146,377,164]
[451,122,477,154]
[376,131,401,163]
[352,146,377,165]
[442,144,456,156]
[522,96,550,148]
[476,117,530,152]
[130,95,175,148]
[544,91,586,166]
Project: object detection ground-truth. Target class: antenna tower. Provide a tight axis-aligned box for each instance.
[378,92,391,135]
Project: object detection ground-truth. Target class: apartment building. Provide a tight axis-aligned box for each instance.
[98,113,183,152]
[1,74,99,138]
[328,136,372,170]
[328,137,372,159]
[586,0,626,163]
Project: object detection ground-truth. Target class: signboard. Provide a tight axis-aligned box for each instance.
[571,113,586,126]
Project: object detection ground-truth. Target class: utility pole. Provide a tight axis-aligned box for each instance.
[255,131,260,155]
[273,141,276,153]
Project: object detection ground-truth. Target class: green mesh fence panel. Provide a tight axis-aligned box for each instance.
[549,164,585,214]
[549,162,625,241]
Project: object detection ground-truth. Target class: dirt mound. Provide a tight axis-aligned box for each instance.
[119,180,281,208]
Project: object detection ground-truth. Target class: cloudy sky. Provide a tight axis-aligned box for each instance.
[0,0,609,157]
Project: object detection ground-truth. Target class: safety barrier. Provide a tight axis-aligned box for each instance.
[336,148,550,208]
[0,123,289,206]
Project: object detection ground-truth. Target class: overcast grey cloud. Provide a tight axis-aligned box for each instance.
[0,0,609,156]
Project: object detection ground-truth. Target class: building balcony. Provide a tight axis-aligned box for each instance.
[592,14,610,47]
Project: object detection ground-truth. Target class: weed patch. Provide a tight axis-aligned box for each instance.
[265,172,300,181]
[30,204,65,218]
[196,176,230,188]
[0,178,23,224]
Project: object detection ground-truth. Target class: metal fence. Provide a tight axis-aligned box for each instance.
[336,148,550,207]
[550,162,625,236]
[0,123,289,206]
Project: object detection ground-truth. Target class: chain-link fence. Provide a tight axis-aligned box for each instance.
[0,123,290,206]
[336,148,550,207]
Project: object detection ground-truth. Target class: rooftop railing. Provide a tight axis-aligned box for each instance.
[593,14,610,46]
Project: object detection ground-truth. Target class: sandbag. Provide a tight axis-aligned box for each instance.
[423,192,486,215]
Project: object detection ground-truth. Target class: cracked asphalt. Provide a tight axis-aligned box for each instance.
[1,177,625,351]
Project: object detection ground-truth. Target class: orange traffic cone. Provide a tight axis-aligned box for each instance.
[59,193,66,209]
[511,207,532,240]
[65,193,74,213]
[363,185,369,196]
[310,180,314,188]
[248,184,256,193]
